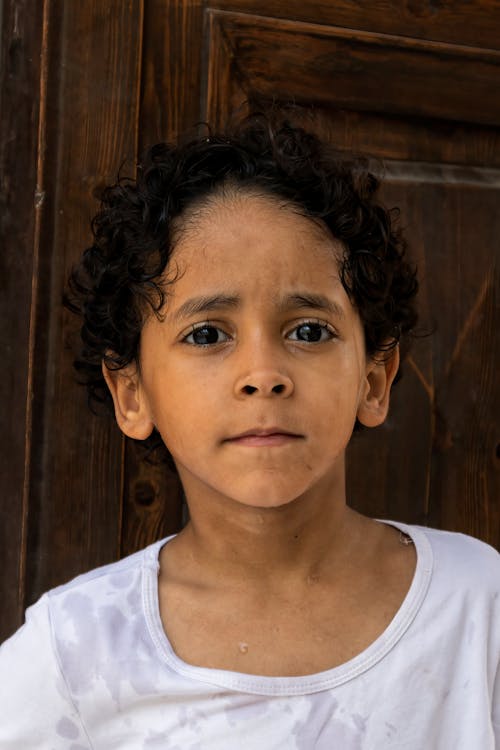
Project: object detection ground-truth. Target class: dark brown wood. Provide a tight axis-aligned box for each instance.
[0,0,145,640]
[421,183,499,540]
[139,0,205,148]
[0,0,46,640]
[206,10,500,126]
[349,168,499,545]
[213,0,500,51]
[25,0,145,606]
[121,442,184,558]
[276,108,500,170]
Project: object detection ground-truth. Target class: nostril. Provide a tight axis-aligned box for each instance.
[239,381,290,396]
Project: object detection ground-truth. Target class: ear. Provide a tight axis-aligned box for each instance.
[102,361,155,440]
[357,345,400,428]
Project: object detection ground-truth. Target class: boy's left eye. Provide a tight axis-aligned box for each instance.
[287,321,334,343]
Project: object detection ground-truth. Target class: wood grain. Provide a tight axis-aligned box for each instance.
[0,0,46,640]
[207,10,500,126]
[349,174,499,547]
[306,109,500,169]
[213,0,500,51]
[139,0,205,148]
[121,442,184,558]
[17,0,145,624]
[423,187,499,542]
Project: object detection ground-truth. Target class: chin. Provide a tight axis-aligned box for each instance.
[237,495,300,510]
[226,477,312,510]
[176,462,326,510]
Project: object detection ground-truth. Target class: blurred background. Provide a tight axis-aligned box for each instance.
[1,0,499,641]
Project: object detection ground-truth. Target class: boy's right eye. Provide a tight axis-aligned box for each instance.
[182,324,230,346]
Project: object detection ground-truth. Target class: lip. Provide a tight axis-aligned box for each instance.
[224,428,304,447]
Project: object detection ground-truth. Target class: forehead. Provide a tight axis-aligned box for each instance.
[168,193,344,295]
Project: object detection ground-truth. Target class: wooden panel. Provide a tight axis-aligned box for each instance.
[121,442,184,558]
[212,0,500,51]
[205,9,253,127]
[420,182,499,540]
[19,0,145,619]
[349,166,499,546]
[206,11,500,127]
[275,108,500,169]
[139,0,205,147]
[0,0,45,641]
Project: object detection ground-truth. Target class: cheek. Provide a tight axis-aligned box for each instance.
[149,378,214,450]
[307,362,366,425]
[315,397,359,438]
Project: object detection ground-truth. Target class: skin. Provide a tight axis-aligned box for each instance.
[104,193,416,676]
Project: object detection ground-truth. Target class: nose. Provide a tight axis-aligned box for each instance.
[234,368,294,399]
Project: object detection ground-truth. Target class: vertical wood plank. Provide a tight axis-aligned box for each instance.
[21,0,145,614]
[120,443,184,558]
[425,185,499,544]
[0,0,45,640]
[139,0,205,147]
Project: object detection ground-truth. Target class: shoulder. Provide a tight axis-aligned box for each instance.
[0,592,89,745]
[418,525,498,572]
[45,535,170,613]
[0,544,169,747]
[4,537,170,661]
[51,538,162,595]
[44,537,169,636]
[3,537,171,707]
[405,524,500,603]
[387,521,498,573]
[386,520,499,597]
[1,537,167,651]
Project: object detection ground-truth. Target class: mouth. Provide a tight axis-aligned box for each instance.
[224,428,304,447]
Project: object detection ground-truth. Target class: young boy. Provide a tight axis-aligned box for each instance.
[1,117,499,748]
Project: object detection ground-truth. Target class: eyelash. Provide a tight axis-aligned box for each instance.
[181,320,337,347]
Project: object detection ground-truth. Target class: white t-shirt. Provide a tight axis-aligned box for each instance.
[0,521,499,749]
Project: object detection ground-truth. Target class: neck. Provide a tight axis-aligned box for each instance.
[169,475,373,589]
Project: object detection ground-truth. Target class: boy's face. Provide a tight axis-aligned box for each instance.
[107,193,396,509]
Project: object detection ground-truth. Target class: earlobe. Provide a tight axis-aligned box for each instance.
[357,346,400,428]
[102,361,154,440]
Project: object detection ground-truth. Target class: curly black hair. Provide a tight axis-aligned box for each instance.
[67,115,418,459]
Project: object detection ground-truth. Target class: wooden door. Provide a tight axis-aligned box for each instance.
[1,0,498,642]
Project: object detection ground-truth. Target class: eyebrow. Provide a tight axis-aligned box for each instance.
[171,294,240,322]
[170,291,345,322]
[283,292,345,320]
